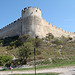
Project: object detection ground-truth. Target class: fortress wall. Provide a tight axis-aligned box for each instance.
[0,7,75,38]
[0,18,22,38]
[42,19,75,37]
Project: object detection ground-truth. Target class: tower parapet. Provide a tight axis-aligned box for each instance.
[22,7,42,18]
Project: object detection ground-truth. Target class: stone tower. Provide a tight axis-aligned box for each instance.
[22,7,42,37]
[0,6,75,39]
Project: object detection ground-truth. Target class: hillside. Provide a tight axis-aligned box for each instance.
[0,34,75,66]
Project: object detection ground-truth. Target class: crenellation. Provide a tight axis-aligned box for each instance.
[65,31,67,33]
[52,25,56,29]
[24,7,27,10]
[22,7,41,18]
[49,23,52,26]
[33,7,37,8]
[70,32,72,34]
[56,27,58,29]
[53,25,55,27]
[0,17,21,32]
[28,6,32,8]
[0,6,75,39]
[59,28,62,31]
[58,27,61,30]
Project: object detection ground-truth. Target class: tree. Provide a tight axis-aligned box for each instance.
[34,36,43,48]
[53,38,63,45]
[17,42,34,64]
[46,33,54,41]
[0,55,13,66]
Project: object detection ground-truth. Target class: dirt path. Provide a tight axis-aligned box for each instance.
[0,66,75,75]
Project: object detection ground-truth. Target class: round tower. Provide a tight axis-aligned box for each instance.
[21,7,42,37]
[22,7,42,18]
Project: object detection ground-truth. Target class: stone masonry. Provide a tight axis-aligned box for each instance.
[0,7,75,38]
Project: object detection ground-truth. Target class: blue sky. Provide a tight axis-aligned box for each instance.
[0,0,75,32]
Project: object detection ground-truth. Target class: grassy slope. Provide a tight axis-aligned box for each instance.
[0,36,75,69]
[0,41,75,59]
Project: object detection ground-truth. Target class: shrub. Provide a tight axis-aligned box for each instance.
[46,33,54,41]
[36,59,51,65]
[0,55,13,66]
[52,58,66,64]
[10,40,22,48]
[19,35,30,42]
[53,38,63,45]
[34,36,43,48]
[0,35,19,46]
[68,37,73,40]
[17,42,34,65]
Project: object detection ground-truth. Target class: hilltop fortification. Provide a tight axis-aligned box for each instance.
[0,7,75,38]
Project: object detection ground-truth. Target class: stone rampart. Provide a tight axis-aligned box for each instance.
[42,19,75,38]
[0,6,75,39]
[0,18,22,38]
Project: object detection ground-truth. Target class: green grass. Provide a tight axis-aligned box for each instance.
[9,73,58,75]
[14,60,75,71]
[0,60,75,71]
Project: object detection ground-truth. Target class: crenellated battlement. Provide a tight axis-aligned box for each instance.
[22,6,41,12]
[0,17,22,31]
[22,6,42,18]
[0,6,75,39]
[42,18,75,37]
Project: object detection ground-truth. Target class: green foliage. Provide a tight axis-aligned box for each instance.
[61,36,73,42]
[52,58,65,64]
[0,35,19,46]
[34,36,43,48]
[61,35,66,39]
[36,59,51,65]
[0,40,3,45]
[19,35,30,42]
[17,42,34,64]
[68,37,73,40]
[46,33,54,41]
[10,40,22,47]
[0,55,13,66]
[0,40,4,44]
[9,35,30,48]
[53,38,64,45]
[0,35,75,67]
[5,61,12,67]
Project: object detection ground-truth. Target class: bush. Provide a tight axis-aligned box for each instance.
[53,38,63,45]
[61,36,72,42]
[0,55,13,66]
[68,37,73,40]
[0,35,19,46]
[46,33,54,41]
[36,59,51,65]
[17,42,34,65]
[9,40,22,48]
[52,58,66,64]
[19,35,30,42]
